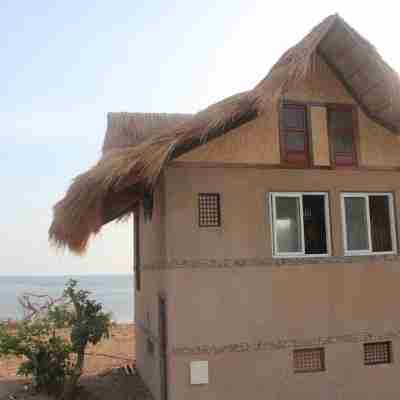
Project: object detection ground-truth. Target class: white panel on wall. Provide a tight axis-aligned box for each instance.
[190,361,209,385]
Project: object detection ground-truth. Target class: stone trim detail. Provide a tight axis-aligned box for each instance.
[173,329,400,356]
[143,254,400,271]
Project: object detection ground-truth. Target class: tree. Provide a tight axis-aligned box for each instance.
[0,279,111,400]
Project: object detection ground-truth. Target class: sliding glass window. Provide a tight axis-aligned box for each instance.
[270,193,331,257]
[341,193,397,255]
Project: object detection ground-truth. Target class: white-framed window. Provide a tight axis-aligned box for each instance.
[270,192,331,257]
[341,193,397,256]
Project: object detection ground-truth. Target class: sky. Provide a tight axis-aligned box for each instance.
[1,0,400,276]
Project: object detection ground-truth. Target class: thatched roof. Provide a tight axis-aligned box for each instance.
[103,112,193,153]
[50,14,400,253]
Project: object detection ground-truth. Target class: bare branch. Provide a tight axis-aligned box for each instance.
[18,293,66,321]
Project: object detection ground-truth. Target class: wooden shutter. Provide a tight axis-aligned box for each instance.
[280,103,310,166]
[327,105,357,166]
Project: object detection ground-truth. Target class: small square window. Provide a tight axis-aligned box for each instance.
[364,342,392,365]
[198,193,221,227]
[293,348,325,373]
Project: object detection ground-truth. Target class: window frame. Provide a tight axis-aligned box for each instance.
[279,102,311,167]
[341,192,397,256]
[269,192,331,258]
[198,193,221,228]
[363,341,393,366]
[293,347,326,373]
[327,104,358,168]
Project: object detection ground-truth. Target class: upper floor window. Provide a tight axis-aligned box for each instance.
[327,105,357,167]
[270,192,330,257]
[341,193,397,255]
[280,103,310,166]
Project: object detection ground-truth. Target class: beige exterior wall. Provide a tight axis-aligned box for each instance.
[358,112,400,167]
[171,343,400,400]
[283,55,354,104]
[161,165,400,400]
[164,167,400,261]
[176,110,281,165]
[176,55,400,168]
[135,179,169,400]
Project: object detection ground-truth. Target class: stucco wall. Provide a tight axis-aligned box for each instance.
[164,166,400,261]
[135,179,168,400]
[162,165,400,399]
[176,55,400,168]
[171,343,400,400]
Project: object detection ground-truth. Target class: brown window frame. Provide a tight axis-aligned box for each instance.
[134,209,141,291]
[279,102,311,167]
[327,104,359,168]
[198,193,221,227]
[293,347,326,373]
[364,341,392,366]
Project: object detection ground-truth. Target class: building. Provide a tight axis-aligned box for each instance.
[51,14,400,400]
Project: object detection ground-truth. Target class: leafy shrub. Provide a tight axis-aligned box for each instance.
[0,279,111,399]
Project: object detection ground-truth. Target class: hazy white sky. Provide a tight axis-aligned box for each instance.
[1,1,399,275]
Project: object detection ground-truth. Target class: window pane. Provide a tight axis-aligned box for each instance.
[369,196,393,252]
[344,197,369,251]
[285,131,306,152]
[282,106,306,130]
[329,109,355,165]
[275,197,302,253]
[334,132,354,154]
[329,110,353,131]
[303,195,327,255]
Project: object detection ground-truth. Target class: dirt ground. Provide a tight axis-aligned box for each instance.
[0,324,152,400]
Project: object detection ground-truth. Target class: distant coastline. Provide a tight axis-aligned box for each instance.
[0,274,134,322]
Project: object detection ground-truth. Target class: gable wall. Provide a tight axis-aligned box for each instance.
[176,55,400,168]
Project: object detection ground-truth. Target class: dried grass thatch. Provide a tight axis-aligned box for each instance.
[50,14,400,253]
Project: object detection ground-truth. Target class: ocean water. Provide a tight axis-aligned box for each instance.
[0,274,134,322]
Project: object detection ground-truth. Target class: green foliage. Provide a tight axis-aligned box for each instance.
[0,279,111,399]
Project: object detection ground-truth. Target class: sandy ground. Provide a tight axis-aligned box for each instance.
[0,324,152,400]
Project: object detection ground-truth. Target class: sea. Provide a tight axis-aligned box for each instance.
[0,274,134,323]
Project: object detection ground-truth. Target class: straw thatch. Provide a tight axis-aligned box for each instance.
[103,112,193,153]
[50,14,400,253]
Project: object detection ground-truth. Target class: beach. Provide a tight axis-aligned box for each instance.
[0,323,135,379]
[0,324,147,400]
